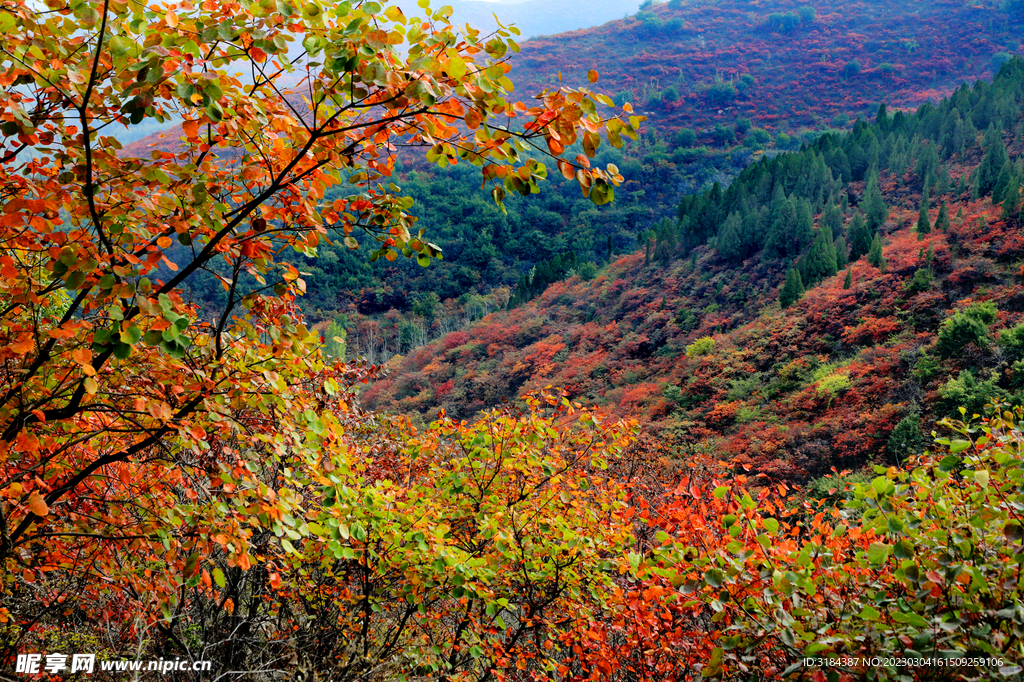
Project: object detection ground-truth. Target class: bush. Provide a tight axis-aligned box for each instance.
[662,85,679,102]
[903,268,934,294]
[577,261,598,281]
[685,336,716,357]
[887,414,924,461]
[743,127,771,148]
[999,322,1024,363]
[674,127,696,147]
[938,370,1006,416]
[816,372,851,397]
[936,311,990,359]
[842,59,862,77]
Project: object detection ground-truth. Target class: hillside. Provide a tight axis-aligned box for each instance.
[122,0,1024,332]
[511,0,1024,144]
[362,58,1024,484]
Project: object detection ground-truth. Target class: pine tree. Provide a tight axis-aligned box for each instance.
[991,160,1014,205]
[1003,182,1021,222]
[917,190,931,237]
[843,266,853,289]
[864,170,889,231]
[867,233,886,271]
[835,235,849,269]
[795,199,815,251]
[935,202,951,232]
[801,224,838,284]
[848,211,872,261]
[779,267,805,308]
[717,212,745,262]
[821,201,844,238]
[978,124,1010,196]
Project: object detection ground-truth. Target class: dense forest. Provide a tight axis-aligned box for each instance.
[6,0,1024,680]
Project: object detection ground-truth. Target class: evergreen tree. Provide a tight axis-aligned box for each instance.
[935,202,951,231]
[795,199,815,251]
[917,190,931,237]
[801,224,838,284]
[978,124,1010,196]
[779,267,805,308]
[766,197,798,258]
[835,235,849,269]
[717,211,744,262]
[991,160,1014,205]
[1003,181,1021,222]
[867,233,886,271]
[843,266,853,289]
[864,170,889,231]
[915,142,940,184]
[821,201,843,238]
[875,102,889,130]
[848,211,872,260]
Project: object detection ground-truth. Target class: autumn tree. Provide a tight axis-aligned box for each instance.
[0,0,638,664]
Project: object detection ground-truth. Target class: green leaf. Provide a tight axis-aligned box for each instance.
[867,542,890,566]
[949,439,971,454]
[120,326,142,345]
[213,568,225,588]
[939,455,961,472]
[207,101,224,123]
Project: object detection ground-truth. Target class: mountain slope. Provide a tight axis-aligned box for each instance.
[509,0,1023,142]
[363,58,1024,483]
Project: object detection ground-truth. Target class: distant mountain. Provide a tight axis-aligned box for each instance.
[391,0,641,40]
[507,0,1024,143]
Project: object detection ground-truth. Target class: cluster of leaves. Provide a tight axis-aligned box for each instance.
[596,407,1024,680]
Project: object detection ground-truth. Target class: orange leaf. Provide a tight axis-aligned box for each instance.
[165,9,178,27]
[182,119,199,138]
[28,491,49,517]
[587,69,599,83]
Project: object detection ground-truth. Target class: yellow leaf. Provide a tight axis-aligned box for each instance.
[28,491,49,517]
[446,50,467,79]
